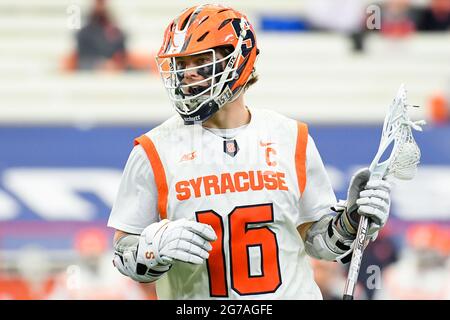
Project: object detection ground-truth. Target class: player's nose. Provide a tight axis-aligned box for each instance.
[184,67,200,81]
[183,60,202,81]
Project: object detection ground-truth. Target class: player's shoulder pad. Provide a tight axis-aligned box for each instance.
[141,115,184,142]
[259,108,308,127]
[257,108,309,141]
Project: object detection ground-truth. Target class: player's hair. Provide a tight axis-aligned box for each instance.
[244,73,259,91]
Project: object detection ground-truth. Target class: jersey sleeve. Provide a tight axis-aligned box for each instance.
[296,134,337,226]
[107,145,159,234]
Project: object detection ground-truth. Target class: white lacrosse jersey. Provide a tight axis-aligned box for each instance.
[108,107,336,300]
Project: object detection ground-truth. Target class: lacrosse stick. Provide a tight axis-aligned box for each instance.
[342,84,425,300]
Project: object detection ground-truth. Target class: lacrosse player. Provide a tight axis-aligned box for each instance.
[108,4,392,299]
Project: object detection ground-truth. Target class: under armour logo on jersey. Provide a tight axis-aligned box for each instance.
[224,139,239,157]
[180,151,197,162]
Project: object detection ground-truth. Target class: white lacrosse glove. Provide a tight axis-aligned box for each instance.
[113,238,171,283]
[345,168,392,241]
[136,218,217,272]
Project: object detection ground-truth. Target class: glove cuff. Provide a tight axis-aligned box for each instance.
[343,208,359,234]
[332,200,358,235]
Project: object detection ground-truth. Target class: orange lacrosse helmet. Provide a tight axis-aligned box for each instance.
[156,4,259,124]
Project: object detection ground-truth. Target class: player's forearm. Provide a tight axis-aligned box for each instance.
[301,211,356,262]
[114,229,130,243]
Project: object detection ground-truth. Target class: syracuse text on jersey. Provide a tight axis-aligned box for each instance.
[175,170,289,200]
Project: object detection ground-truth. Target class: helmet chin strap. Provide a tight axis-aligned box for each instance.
[228,87,244,103]
[220,65,256,106]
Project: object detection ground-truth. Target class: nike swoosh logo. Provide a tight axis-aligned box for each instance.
[259,141,275,147]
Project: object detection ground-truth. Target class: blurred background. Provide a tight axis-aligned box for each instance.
[0,0,449,300]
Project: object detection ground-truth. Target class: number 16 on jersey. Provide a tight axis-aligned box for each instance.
[196,203,282,297]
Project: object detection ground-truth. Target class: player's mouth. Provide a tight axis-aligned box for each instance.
[177,83,210,98]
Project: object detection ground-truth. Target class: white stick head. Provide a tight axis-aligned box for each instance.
[370,84,425,181]
[389,141,421,180]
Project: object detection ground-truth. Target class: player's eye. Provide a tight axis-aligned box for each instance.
[196,57,208,65]
[176,60,186,70]
[197,64,214,78]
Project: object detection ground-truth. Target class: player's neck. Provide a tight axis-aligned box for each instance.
[202,94,250,129]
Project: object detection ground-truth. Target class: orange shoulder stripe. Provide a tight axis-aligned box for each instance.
[295,122,308,195]
[134,135,168,220]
